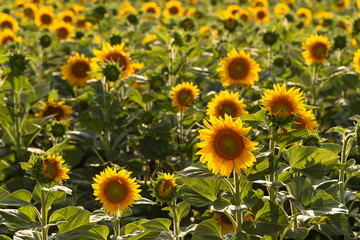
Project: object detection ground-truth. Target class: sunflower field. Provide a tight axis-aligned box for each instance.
[0,0,360,239]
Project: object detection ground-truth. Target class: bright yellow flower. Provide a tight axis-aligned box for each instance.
[41,154,69,183]
[353,49,360,73]
[163,0,185,19]
[170,82,199,111]
[142,34,157,46]
[51,21,74,40]
[196,114,258,177]
[200,26,212,39]
[35,5,55,28]
[0,29,21,45]
[141,2,161,17]
[296,8,312,26]
[274,3,290,16]
[291,110,319,133]
[252,0,269,7]
[253,7,270,24]
[333,0,350,10]
[236,8,252,23]
[35,100,73,121]
[0,13,20,32]
[302,34,331,64]
[58,9,76,24]
[119,1,137,17]
[75,16,92,30]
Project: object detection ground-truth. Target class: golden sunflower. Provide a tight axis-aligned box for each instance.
[61,52,99,87]
[93,42,132,78]
[14,0,26,9]
[291,110,319,134]
[212,213,235,235]
[0,13,20,32]
[333,0,349,10]
[51,21,74,40]
[41,154,69,183]
[260,84,305,119]
[274,3,290,16]
[163,0,185,19]
[337,19,352,34]
[217,48,261,87]
[227,4,241,16]
[152,173,177,203]
[197,115,258,177]
[58,9,76,24]
[236,8,252,23]
[23,2,38,20]
[252,0,269,8]
[36,100,73,121]
[130,62,144,74]
[35,6,55,28]
[296,8,312,26]
[119,1,137,17]
[141,2,161,17]
[75,16,92,30]
[353,49,360,73]
[200,26,212,40]
[170,82,199,112]
[302,34,331,64]
[142,34,157,46]
[0,29,21,45]
[92,167,141,216]
[253,7,270,24]
[67,4,84,14]
[314,10,333,20]
[206,90,248,119]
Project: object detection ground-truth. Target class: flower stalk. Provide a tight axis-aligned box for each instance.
[234,172,242,233]
[40,186,48,240]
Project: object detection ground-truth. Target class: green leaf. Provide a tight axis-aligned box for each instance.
[240,110,266,128]
[0,189,32,206]
[191,219,223,240]
[241,189,263,208]
[90,210,116,223]
[18,206,36,221]
[177,201,191,223]
[178,176,221,202]
[58,224,109,240]
[287,146,339,179]
[49,206,91,234]
[13,229,40,240]
[314,215,351,236]
[309,189,347,216]
[0,209,39,228]
[129,89,146,109]
[45,139,68,155]
[42,186,72,195]
[212,198,232,211]
[48,88,58,102]
[288,177,313,207]
[178,163,221,179]
[0,235,12,240]
[179,185,212,207]
[285,227,309,239]
[271,128,310,151]
[141,218,172,232]
[2,75,33,93]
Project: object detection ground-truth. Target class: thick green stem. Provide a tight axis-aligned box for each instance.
[171,199,180,240]
[179,110,185,169]
[339,133,355,204]
[234,172,242,233]
[40,188,48,240]
[268,127,276,203]
[114,217,121,236]
[102,77,111,158]
[312,64,318,108]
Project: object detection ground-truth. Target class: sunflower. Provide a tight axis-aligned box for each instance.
[353,49,360,73]
[206,90,248,119]
[75,16,92,30]
[61,52,99,87]
[141,2,161,17]
[36,100,73,121]
[260,84,305,119]
[274,3,290,16]
[35,6,55,28]
[314,10,333,20]
[14,0,26,8]
[67,4,84,14]
[58,9,76,24]
[92,167,141,216]
[0,13,20,32]
[291,110,319,134]
[93,42,132,78]
[170,82,199,111]
[23,2,38,20]
[196,114,258,177]
[337,19,352,34]
[41,154,69,183]
[236,8,252,23]
[302,34,331,64]
[217,48,261,87]
[252,0,269,7]
[130,62,144,74]
[142,34,157,46]
[152,173,177,203]
[296,8,312,26]
[212,213,235,235]
[200,25,212,39]
[333,0,350,10]
[0,29,21,45]
[253,7,270,24]
[227,4,241,16]
[119,1,137,17]
[51,21,74,40]
[163,0,185,19]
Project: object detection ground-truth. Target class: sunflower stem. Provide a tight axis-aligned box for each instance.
[339,133,355,204]
[234,171,242,233]
[114,217,121,237]
[171,199,180,240]
[40,186,48,240]
[179,109,185,169]
[268,127,276,203]
[102,76,111,159]
[312,64,318,109]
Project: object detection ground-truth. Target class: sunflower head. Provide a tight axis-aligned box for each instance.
[35,6,55,27]
[199,26,212,39]
[92,166,141,216]
[196,115,259,177]
[180,18,195,30]
[274,3,290,16]
[35,100,73,121]
[212,213,235,235]
[58,9,76,24]
[0,29,21,46]
[22,153,70,184]
[260,84,306,126]
[236,9,251,23]
[170,82,199,112]
[51,21,74,40]
[334,35,347,50]
[253,7,270,24]
[353,49,360,73]
[0,13,19,32]
[163,0,185,18]
[217,48,261,87]
[262,30,279,46]
[50,121,68,138]
[302,34,331,64]
[296,8,312,26]
[151,173,177,204]
[206,90,248,119]
[291,109,319,134]
[8,53,28,75]
[40,34,52,48]
[141,2,161,17]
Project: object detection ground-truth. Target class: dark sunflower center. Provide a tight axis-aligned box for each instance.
[218,101,238,118]
[312,43,327,58]
[105,181,127,203]
[273,100,292,114]
[228,57,250,80]
[105,52,127,70]
[226,18,235,28]
[231,10,238,15]
[1,21,12,30]
[57,27,69,38]
[71,61,91,79]
[177,89,193,106]
[1,36,14,45]
[40,14,52,24]
[25,8,35,18]
[299,13,306,18]
[147,7,156,13]
[240,14,248,22]
[63,16,73,23]
[158,180,174,197]
[220,214,233,225]
[214,129,243,160]
[44,161,58,178]
[76,20,86,28]
[169,6,179,14]
[43,106,65,121]
[257,11,265,19]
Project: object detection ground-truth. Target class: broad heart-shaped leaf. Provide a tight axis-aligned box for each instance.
[177,163,222,179]
[288,177,313,207]
[90,209,117,223]
[240,110,266,128]
[0,189,32,206]
[307,189,347,216]
[243,199,289,236]
[164,201,191,223]
[13,229,40,240]
[0,209,40,229]
[2,75,33,93]
[141,218,172,232]
[57,224,109,240]
[33,184,66,210]
[287,146,339,180]
[122,219,161,240]
[271,128,310,151]
[179,185,211,207]
[49,206,91,234]
[285,227,309,239]
[314,215,352,236]
[178,176,221,206]
[191,219,224,240]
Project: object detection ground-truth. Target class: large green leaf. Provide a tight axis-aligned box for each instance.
[271,128,310,151]
[0,209,39,229]
[141,218,172,232]
[288,177,313,207]
[191,219,223,240]
[49,206,91,234]
[57,224,109,240]
[0,189,32,206]
[287,146,339,179]
[178,176,221,203]
[308,189,347,216]
[13,229,40,240]
[177,163,222,179]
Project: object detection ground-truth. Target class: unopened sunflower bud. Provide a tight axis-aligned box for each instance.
[151,173,177,204]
